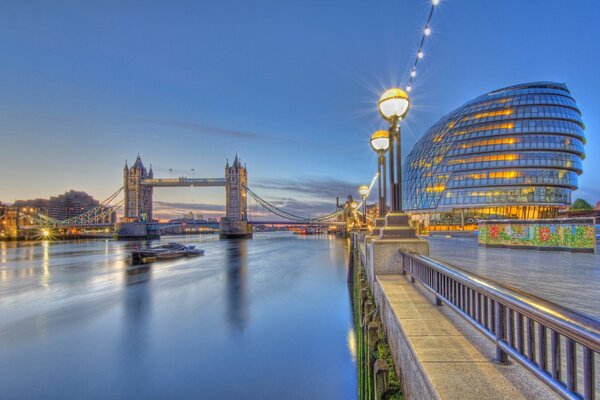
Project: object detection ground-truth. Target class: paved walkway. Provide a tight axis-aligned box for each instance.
[376,274,559,400]
[426,236,600,318]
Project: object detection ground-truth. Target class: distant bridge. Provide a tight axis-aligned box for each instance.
[10,154,369,239]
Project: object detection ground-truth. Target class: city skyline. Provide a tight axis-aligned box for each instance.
[1,0,599,219]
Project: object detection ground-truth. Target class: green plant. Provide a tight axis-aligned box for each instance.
[570,198,593,211]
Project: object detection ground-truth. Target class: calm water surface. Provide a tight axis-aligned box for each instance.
[0,233,357,399]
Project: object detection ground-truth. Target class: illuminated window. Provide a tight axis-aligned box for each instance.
[460,109,513,122]
[448,154,519,165]
[460,137,518,148]
[453,122,514,136]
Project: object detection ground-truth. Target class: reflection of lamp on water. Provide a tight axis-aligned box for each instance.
[358,185,369,224]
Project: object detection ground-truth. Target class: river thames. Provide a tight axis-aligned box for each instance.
[0,233,357,399]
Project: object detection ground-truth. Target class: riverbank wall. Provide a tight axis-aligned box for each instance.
[350,240,403,400]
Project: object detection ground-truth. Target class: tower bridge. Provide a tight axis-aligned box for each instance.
[8,154,362,240]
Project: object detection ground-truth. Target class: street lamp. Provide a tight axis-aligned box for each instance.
[358,184,369,225]
[378,88,410,212]
[376,88,416,239]
[370,130,390,218]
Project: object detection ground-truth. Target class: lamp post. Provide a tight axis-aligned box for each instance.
[376,88,416,238]
[358,184,369,225]
[370,130,390,218]
[350,200,359,230]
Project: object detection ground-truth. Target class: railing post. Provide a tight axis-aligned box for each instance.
[434,271,442,306]
[566,338,576,393]
[494,301,509,364]
[582,347,595,400]
[550,330,561,381]
[401,253,407,275]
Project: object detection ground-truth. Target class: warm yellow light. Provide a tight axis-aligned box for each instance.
[350,201,359,209]
[378,88,410,121]
[370,130,390,152]
[42,229,49,237]
[425,185,445,193]
[358,185,369,197]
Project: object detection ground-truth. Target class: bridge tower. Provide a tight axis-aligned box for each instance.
[220,155,252,238]
[123,155,153,222]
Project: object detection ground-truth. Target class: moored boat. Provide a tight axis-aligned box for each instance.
[131,243,204,264]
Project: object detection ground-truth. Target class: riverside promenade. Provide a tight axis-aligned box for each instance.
[427,236,600,318]
[353,232,599,400]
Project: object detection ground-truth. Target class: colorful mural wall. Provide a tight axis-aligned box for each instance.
[478,218,596,253]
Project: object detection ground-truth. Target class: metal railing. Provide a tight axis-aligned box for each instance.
[401,251,599,400]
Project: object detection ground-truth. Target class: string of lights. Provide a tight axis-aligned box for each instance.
[404,0,440,93]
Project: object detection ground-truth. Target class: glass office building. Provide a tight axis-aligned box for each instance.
[403,82,585,232]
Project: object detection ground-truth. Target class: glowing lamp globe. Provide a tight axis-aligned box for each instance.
[378,88,410,122]
[358,185,369,197]
[370,130,390,152]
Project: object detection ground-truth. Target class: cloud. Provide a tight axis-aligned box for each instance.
[141,119,298,144]
[253,177,360,200]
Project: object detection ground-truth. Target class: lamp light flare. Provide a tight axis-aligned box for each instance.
[417,50,424,59]
[410,69,416,78]
[432,0,440,5]
[358,185,370,197]
[378,88,411,121]
[406,85,412,92]
[424,26,431,36]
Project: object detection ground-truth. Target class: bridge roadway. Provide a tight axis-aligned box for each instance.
[149,220,344,229]
[141,178,225,187]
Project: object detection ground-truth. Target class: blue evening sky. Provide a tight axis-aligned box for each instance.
[1,0,598,218]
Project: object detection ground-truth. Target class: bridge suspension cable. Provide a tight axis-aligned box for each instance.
[24,187,124,228]
[243,172,378,223]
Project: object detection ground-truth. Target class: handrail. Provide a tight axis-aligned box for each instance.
[401,250,599,400]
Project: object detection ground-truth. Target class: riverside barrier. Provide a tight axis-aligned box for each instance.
[352,231,599,399]
[401,250,599,400]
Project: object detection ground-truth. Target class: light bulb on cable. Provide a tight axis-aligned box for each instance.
[410,69,416,78]
[406,85,412,92]
[424,26,432,36]
[417,50,424,59]
[432,0,440,5]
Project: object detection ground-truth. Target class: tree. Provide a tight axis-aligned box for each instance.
[570,198,593,211]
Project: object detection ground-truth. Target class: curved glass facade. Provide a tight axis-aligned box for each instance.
[403,82,585,228]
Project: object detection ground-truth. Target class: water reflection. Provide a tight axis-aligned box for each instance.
[41,241,50,287]
[121,265,152,361]
[225,239,249,334]
[0,234,357,399]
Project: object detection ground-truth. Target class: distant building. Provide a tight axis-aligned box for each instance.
[13,190,114,222]
[403,82,586,232]
[123,155,153,222]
